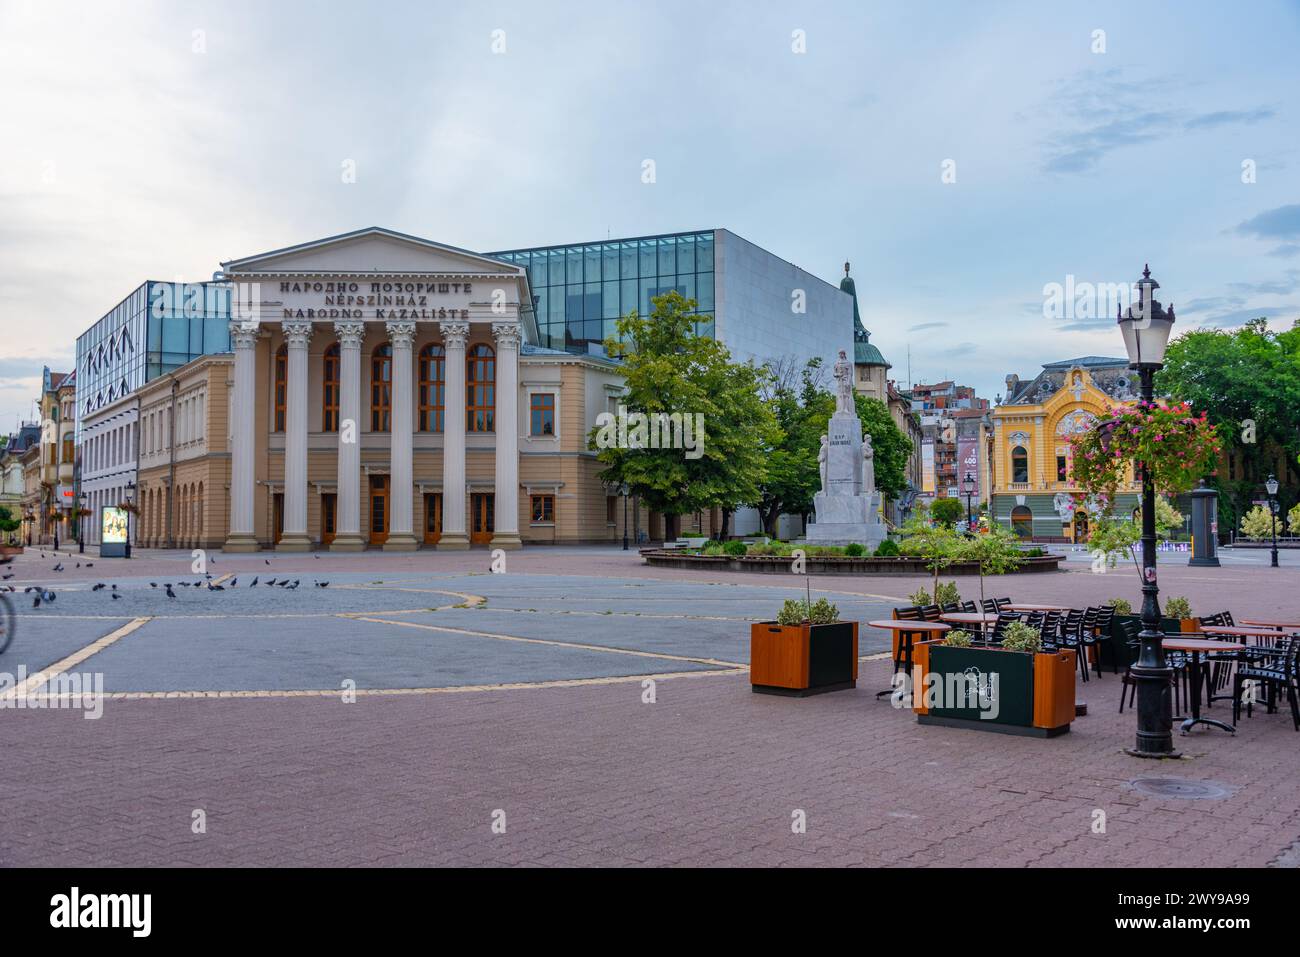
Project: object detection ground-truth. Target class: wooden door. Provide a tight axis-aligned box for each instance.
[424,493,442,544]
[321,493,336,546]
[272,493,284,544]
[470,493,494,545]
[369,475,388,545]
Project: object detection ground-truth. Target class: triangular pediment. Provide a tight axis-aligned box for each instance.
[221,227,521,277]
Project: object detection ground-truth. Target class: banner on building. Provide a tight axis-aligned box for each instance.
[957,438,979,497]
[921,441,935,494]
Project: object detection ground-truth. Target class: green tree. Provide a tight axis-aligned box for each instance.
[1156,318,1300,527]
[589,291,779,539]
[1289,501,1300,534]
[958,526,1024,612]
[1240,505,1275,540]
[1134,496,1184,540]
[897,515,966,604]
[0,505,19,538]
[930,497,965,527]
[853,393,913,501]
[1088,511,1141,578]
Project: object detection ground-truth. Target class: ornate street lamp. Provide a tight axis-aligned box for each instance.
[1266,474,1280,568]
[1117,264,1177,758]
[124,481,136,560]
[78,493,87,555]
[621,483,630,551]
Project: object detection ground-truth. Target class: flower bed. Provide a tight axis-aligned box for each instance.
[640,549,1064,575]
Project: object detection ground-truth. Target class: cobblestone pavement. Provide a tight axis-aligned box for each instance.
[1,544,1297,866]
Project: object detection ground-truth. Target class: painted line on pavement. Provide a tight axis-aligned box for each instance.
[348,614,746,669]
[0,616,152,701]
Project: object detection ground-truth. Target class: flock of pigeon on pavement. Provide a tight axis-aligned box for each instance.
[1,551,331,608]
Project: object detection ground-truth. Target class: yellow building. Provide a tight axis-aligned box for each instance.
[991,357,1140,541]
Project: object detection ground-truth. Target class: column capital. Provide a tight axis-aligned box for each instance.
[491,321,522,351]
[334,320,366,347]
[228,321,262,350]
[385,320,417,348]
[439,320,470,350]
[282,319,314,348]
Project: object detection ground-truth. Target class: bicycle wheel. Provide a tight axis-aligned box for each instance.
[0,594,15,655]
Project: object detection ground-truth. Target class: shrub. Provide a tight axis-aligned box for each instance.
[934,581,961,606]
[701,539,725,554]
[775,597,839,625]
[908,587,932,606]
[930,497,965,526]
[1107,598,1133,616]
[844,542,866,557]
[723,540,748,557]
[1164,596,1191,620]
[942,629,973,647]
[874,539,900,557]
[1239,505,1274,540]
[1000,622,1042,654]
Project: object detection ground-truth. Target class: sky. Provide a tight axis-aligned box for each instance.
[1,0,1298,428]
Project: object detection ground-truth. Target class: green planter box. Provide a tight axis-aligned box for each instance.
[1102,615,1183,673]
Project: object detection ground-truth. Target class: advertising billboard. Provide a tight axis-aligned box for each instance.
[100,506,128,557]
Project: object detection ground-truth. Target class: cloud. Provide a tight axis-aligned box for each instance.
[1038,70,1276,174]
[907,321,948,332]
[1269,244,1300,258]
[1236,204,1300,240]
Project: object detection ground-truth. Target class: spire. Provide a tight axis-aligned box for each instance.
[839,261,866,341]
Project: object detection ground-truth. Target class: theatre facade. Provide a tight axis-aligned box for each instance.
[132,227,697,552]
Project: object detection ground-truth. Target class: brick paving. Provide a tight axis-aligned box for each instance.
[1,543,1297,867]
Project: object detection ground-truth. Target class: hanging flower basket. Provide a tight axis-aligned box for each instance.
[1069,400,1220,499]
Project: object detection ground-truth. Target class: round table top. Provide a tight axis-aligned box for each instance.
[1163,637,1247,652]
[1201,625,1295,638]
[939,612,999,624]
[871,619,951,631]
[1241,619,1300,630]
[1005,603,1072,612]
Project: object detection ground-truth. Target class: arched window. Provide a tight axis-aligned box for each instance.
[371,344,392,432]
[274,344,287,432]
[1011,446,1028,484]
[467,343,495,433]
[1011,505,1033,539]
[419,344,445,432]
[322,343,340,432]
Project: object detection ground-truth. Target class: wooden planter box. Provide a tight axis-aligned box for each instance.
[750,620,858,696]
[0,545,23,559]
[911,643,1076,737]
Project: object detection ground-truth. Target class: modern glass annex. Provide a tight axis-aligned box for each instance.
[488,230,716,352]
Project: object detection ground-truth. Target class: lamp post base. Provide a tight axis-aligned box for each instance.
[1125,746,1183,759]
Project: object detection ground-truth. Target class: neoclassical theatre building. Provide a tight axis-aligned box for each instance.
[120,227,852,551]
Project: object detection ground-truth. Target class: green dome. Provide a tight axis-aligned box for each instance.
[855,340,888,366]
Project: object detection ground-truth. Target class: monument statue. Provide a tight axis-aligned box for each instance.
[805,353,886,548]
[861,434,875,498]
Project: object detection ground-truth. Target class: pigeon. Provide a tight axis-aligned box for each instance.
[75,562,80,568]
[32,593,41,608]
[314,554,320,560]
[52,563,63,572]
[165,584,176,599]
[315,581,329,588]
[24,586,36,593]
[264,559,270,565]
[205,573,213,580]
[249,577,258,587]
[111,592,121,600]
[278,579,290,587]
[150,582,157,588]
[2,573,13,580]
[287,580,300,590]
[92,583,106,592]
[230,578,238,587]
[179,582,191,587]
[111,584,118,590]
[85,563,93,568]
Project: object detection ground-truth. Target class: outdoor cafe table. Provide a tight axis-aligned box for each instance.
[1240,619,1300,630]
[868,620,950,698]
[1162,637,1248,735]
[939,612,1000,638]
[1200,625,1297,640]
[1005,603,1072,612]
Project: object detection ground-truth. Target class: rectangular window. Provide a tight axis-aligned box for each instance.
[530,494,554,525]
[1056,455,1068,483]
[530,393,555,436]
[606,496,617,525]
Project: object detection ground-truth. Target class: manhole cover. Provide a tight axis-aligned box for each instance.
[1131,778,1230,800]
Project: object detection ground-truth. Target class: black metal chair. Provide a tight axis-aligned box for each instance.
[1119,618,1185,714]
[980,598,999,613]
[1091,606,1115,677]
[993,597,1012,611]
[961,600,978,613]
[1231,635,1299,731]
[989,611,1021,644]
[920,604,942,622]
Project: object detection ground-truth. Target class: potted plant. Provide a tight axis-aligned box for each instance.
[750,596,858,696]
[1162,596,1198,633]
[0,505,22,557]
[914,622,1076,736]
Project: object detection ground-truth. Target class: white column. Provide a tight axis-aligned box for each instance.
[224,322,260,551]
[383,320,418,550]
[278,320,313,550]
[490,321,522,549]
[438,320,470,549]
[330,320,365,551]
